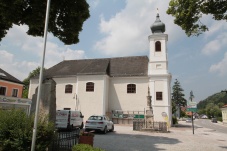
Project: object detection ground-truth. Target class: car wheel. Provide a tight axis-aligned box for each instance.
[103,126,107,134]
[80,122,84,129]
[110,125,114,132]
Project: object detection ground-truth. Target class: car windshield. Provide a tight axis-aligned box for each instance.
[88,116,103,120]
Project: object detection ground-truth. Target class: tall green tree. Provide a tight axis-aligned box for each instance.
[0,0,90,45]
[167,0,227,36]
[23,67,42,98]
[172,79,187,117]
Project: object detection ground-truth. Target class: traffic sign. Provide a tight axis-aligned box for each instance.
[187,108,197,112]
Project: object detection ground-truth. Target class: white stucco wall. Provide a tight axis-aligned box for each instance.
[222,108,227,125]
[77,75,107,121]
[53,77,77,110]
[109,77,149,113]
[28,79,39,99]
[149,34,168,63]
[149,75,172,125]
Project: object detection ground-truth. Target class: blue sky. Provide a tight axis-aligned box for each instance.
[0,0,226,102]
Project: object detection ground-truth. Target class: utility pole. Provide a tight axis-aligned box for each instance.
[31,0,51,150]
[189,91,195,135]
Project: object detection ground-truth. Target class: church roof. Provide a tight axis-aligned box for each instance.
[0,68,23,84]
[40,56,148,79]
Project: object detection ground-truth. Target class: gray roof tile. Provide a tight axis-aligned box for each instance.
[38,56,148,79]
[0,68,23,84]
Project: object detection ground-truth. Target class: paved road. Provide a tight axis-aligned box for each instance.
[93,121,227,151]
[194,119,227,134]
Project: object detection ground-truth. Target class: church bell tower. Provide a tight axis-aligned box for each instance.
[148,12,172,126]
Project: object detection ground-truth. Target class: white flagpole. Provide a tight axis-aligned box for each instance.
[31,0,51,150]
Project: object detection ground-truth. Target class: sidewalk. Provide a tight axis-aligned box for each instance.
[94,121,227,151]
[217,121,227,127]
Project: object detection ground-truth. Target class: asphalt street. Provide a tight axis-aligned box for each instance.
[194,119,227,134]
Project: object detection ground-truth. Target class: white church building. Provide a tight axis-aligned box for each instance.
[28,13,172,125]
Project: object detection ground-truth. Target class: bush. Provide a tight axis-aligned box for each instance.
[0,109,55,151]
[172,116,178,125]
[72,144,105,151]
[217,117,222,122]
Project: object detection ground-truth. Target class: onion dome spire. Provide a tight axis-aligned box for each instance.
[150,8,165,34]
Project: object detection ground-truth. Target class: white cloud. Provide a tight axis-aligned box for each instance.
[203,17,227,38]
[209,52,227,76]
[94,0,184,57]
[202,33,227,55]
[0,50,39,80]
[201,40,221,55]
[1,25,87,80]
[0,50,13,62]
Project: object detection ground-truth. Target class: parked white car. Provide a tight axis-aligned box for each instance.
[85,115,114,134]
[55,109,84,130]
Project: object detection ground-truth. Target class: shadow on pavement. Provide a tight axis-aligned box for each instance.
[219,146,227,149]
[94,131,181,151]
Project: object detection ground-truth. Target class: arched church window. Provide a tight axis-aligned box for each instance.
[86,82,94,92]
[65,84,73,93]
[155,41,161,52]
[127,84,136,93]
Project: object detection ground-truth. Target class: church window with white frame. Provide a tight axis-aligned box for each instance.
[127,84,136,93]
[155,41,161,52]
[65,84,73,93]
[86,82,94,92]
[156,92,163,100]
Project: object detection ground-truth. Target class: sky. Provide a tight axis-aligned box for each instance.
[0,0,226,102]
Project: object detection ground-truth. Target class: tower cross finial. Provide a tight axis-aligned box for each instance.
[157,8,159,14]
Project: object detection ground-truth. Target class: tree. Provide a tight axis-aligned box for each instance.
[167,0,227,36]
[171,79,187,117]
[23,67,43,98]
[0,0,90,45]
[205,103,222,118]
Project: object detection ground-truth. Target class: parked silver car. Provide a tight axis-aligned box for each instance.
[186,118,192,123]
[85,115,114,134]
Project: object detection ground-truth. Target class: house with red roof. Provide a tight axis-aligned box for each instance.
[0,68,24,98]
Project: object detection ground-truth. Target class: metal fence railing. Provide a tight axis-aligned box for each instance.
[50,128,80,151]
[133,119,167,132]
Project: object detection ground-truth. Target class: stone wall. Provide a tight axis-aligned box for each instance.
[31,79,56,122]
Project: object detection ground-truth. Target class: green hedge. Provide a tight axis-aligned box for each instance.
[217,117,222,122]
[172,116,178,125]
[72,144,105,151]
[0,109,55,151]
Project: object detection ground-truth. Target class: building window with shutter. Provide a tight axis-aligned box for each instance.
[65,84,73,93]
[127,84,136,93]
[156,92,163,100]
[12,89,18,97]
[155,41,161,52]
[86,82,94,92]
